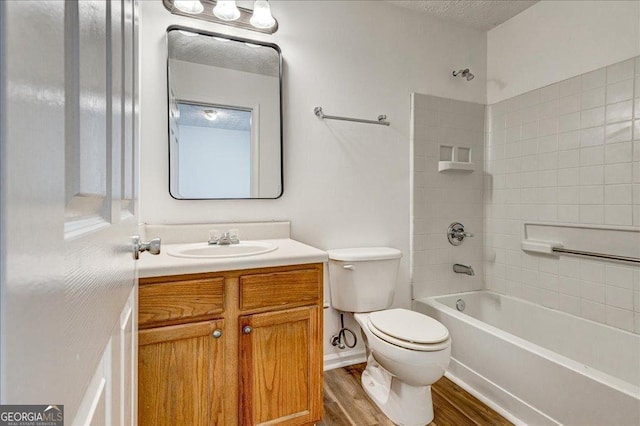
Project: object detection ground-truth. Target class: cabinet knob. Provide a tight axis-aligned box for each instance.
[243,326,252,334]
[212,329,222,339]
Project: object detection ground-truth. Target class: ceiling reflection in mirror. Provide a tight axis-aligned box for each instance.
[168,27,282,199]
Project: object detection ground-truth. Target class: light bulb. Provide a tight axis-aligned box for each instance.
[174,0,204,14]
[203,110,219,121]
[250,0,276,29]
[213,1,240,21]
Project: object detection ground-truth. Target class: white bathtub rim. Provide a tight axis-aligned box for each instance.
[444,358,559,426]
[417,291,639,399]
[428,289,639,340]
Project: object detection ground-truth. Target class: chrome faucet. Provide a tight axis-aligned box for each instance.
[208,229,240,245]
[453,264,475,276]
[447,222,474,246]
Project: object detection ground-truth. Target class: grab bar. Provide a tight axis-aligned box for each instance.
[521,239,640,265]
[551,247,640,264]
[314,106,390,126]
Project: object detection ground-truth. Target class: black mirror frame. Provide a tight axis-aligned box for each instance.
[166,25,283,200]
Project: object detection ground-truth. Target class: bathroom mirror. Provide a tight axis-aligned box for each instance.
[167,26,282,199]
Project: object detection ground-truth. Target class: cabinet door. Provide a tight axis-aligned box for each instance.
[239,306,322,426]
[138,320,225,426]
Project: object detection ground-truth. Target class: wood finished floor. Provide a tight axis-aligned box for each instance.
[320,363,512,426]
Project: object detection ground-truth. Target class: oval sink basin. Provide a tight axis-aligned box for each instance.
[167,241,278,259]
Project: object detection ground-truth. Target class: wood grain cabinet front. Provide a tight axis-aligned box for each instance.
[137,263,323,426]
[239,268,321,311]
[239,306,323,426]
[138,319,225,426]
[139,276,225,328]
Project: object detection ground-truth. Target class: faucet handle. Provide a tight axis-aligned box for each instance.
[227,228,240,244]
[208,229,220,245]
[447,222,472,246]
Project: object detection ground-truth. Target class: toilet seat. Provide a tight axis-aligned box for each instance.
[367,309,450,352]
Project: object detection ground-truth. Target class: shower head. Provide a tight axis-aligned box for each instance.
[453,68,475,81]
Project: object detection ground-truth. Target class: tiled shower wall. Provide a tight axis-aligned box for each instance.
[412,94,484,298]
[485,57,640,334]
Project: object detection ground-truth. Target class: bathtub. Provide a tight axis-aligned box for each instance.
[413,291,640,426]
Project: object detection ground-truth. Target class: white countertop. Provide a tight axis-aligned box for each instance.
[138,238,328,278]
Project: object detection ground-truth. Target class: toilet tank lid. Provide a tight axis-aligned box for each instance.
[327,247,402,261]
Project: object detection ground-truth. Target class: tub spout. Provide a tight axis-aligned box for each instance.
[453,264,474,276]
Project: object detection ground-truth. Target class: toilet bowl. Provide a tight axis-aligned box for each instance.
[354,310,451,425]
[327,247,452,425]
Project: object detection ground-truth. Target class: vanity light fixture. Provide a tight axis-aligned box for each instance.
[174,0,204,14]
[203,109,219,121]
[164,0,279,34]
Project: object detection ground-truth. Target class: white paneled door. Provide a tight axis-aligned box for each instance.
[1,1,139,424]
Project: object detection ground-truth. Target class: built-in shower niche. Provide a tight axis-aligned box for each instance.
[438,145,474,172]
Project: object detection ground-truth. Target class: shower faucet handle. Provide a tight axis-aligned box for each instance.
[447,222,473,246]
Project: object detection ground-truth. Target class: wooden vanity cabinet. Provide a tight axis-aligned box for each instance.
[138,263,323,426]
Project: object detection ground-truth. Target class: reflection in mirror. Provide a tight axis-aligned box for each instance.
[176,102,252,197]
[167,27,282,199]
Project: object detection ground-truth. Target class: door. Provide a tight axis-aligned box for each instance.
[239,306,323,426]
[138,320,225,426]
[0,0,139,424]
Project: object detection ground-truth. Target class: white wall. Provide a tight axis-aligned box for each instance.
[487,0,640,104]
[139,0,486,358]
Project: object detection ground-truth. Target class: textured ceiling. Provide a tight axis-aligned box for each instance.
[168,30,279,77]
[388,0,539,31]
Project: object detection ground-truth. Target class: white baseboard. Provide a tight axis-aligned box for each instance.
[323,349,367,371]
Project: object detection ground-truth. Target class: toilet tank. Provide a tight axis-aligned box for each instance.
[327,247,402,313]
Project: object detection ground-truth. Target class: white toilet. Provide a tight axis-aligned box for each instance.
[328,247,451,426]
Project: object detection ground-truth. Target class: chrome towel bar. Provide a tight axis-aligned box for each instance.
[551,247,640,264]
[314,106,390,126]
